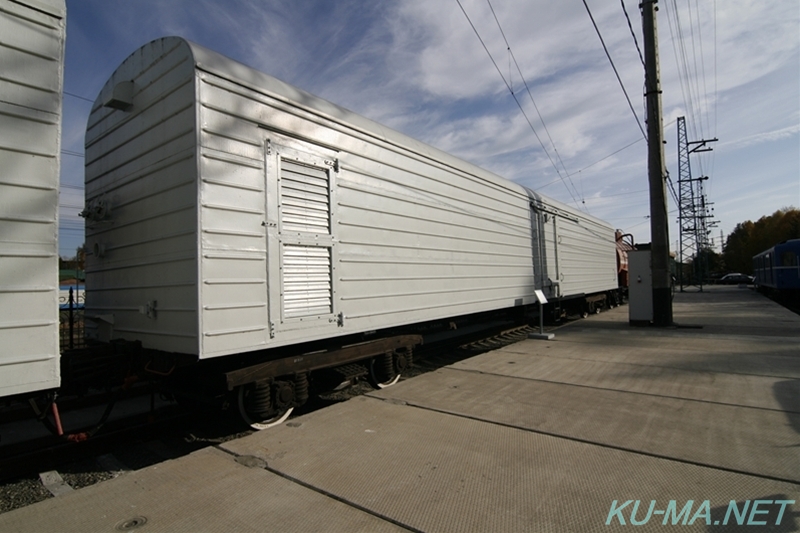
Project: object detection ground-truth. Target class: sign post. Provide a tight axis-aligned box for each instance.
[529,290,554,340]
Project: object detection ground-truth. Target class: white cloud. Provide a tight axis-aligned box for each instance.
[724,124,800,149]
[58,0,799,252]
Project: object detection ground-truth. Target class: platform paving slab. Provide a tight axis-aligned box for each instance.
[380,289,798,483]
[451,339,799,411]
[577,285,800,338]
[223,395,800,533]
[670,286,800,335]
[370,367,799,483]
[493,333,800,380]
[1,286,797,531]
[0,446,409,533]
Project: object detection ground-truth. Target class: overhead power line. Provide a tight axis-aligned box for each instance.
[485,0,572,180]
[454,0,584,210]
[664,0,717,186]
[64,91,93,103]
[581,0,648,141]
[620,0,645,68]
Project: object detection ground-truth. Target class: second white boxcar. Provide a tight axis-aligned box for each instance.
[84,37,616,360]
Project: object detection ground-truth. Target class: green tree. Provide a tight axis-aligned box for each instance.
[693,247,722,281]
[723,208,800,273]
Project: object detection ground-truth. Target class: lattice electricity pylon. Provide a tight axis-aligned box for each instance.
[676,117,717,291]
[677,117,699,291]
[696,177,716,251]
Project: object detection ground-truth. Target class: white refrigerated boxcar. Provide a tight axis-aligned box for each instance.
[0,0,65,397]
[84,37,617,361]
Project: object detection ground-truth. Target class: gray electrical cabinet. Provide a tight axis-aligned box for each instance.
[628,249,653,325]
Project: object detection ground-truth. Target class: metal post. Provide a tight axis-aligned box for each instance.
[68,286,74,350]
[642,0,673,326]
[529,290,554,340]
[538,301,545,335]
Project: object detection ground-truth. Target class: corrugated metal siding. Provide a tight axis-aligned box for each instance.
[193,62,537,352]
[529,193,617,299]
[197,75,269,356]
[0,0,64,396]
[84,39,199,354]
[91,37,618,359]
[556,216,617,296]
[336,160,535,323]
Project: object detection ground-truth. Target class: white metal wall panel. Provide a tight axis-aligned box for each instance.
[84,39,200,354]
[196,76,269,356]
[555,215,617,296]
[335,158,535,325]
[0,0,64,396]
[194,65,536,356]
[90,37,618,359]
[528,192,617,300]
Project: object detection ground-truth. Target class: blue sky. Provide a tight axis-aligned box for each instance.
[58,0,799,257]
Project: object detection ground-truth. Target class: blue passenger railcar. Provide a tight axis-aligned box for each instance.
[753,239,800,291]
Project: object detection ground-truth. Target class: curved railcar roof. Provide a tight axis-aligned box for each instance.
[91,36,609,229]
[18,0,65,17]
[753,238,800,258]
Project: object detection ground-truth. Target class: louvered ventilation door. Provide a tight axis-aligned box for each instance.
[279,158,333,319]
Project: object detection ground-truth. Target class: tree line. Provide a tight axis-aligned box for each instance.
[721,208,800,274]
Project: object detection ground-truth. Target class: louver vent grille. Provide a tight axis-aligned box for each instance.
[280,159,330,234]
[279,156,334,319]
[282,245,332,318]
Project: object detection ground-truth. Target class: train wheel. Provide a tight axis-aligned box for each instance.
[237,381,293,430]
[368,352,401,389]
[368,348,412,389]
[368,360,400,389]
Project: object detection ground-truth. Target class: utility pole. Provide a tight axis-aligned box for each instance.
[642,0,672,326]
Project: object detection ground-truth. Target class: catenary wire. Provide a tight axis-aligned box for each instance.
[454,0,583,210]
[581,0,647,141]
[620,0,645,68]
[485,0,573,184]
[64,91,94,103]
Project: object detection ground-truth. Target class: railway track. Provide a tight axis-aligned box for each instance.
[0,322,538,514]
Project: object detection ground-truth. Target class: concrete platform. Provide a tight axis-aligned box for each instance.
[0,446,407,533]
[2,286,798,532]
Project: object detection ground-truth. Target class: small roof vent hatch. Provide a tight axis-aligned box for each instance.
[103,81,134,111]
